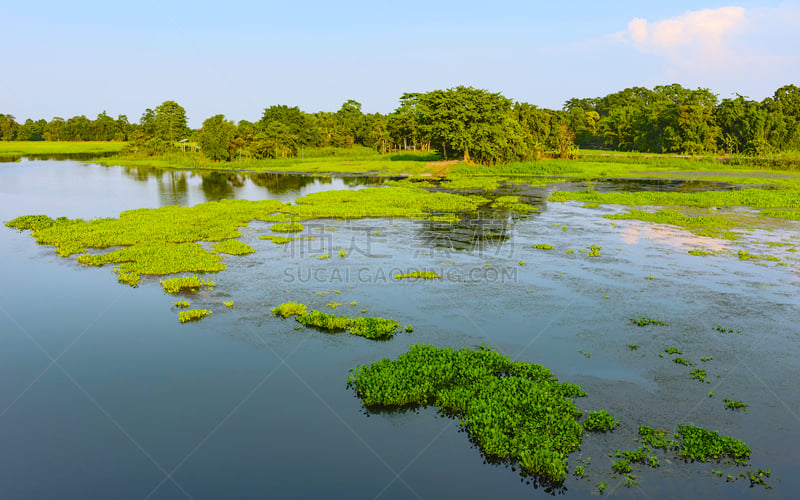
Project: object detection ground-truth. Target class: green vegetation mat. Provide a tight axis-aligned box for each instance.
[347,344,588,483]
[271,302,401,340]
[5,186,527,286]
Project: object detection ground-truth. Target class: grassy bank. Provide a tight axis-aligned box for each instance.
[0,141,125,158]
[95,146,440,175]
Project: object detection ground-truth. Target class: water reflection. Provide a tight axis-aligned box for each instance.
[0,151,119,163]
[156,171,188,206]
[250,172,327,194]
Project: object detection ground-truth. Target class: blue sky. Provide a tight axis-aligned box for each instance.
[2,1,798,127]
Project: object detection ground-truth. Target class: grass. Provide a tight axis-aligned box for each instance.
[0,141,124,158]
[347,344,588,484]
[95,146,438,175]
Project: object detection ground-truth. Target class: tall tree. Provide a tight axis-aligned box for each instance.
[197,114,235,161]
[413,86,523,163]
[154,100,189,146]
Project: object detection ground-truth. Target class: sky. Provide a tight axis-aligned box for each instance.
[2,1,798,128]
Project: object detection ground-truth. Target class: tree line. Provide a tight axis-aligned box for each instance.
[2,83,798,164]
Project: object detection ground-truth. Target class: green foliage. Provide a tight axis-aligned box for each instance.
[160,276,216,294]
[583,410,618,432]
[630,317,667,327]
[212,239,256,256]
[673,358,692,367]
[197,114,236,161]
[587,244,602,257]
[270,302,308,318]
[531,244,553,250]
[296,310,401,340]
[723,397,748,410]
[665,347,682,355]
[675,424,751,464]
[347,344,588,483]
[178,309,210,323]
[690,369,708,382]
[270,222,304,233]
[393,271,441,280]
[174,300,190,308]
[258,235,295,244]
[639,424,750,464]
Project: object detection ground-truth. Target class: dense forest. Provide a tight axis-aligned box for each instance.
[2,83,799,164]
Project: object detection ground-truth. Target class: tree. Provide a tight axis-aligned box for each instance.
[154,100,189,146]
[413,86,522,164]
[197,114,236,161]
[0,114,18,141]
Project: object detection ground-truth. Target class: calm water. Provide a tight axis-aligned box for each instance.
[1,159,799,499]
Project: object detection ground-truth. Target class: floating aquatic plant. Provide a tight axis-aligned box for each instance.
[723,397,748,410]
[531,244,553,250]
[174,300,190,308]
[270,302,307,318]
[583,410,619,432]
[347,344,588,483]
[271,222,304,233]
[393,271,441,280]
[179,309,210,323]
[161,276,216,294]
[212,239,256,255]
[630,317,667,327]
[258,235,295,244]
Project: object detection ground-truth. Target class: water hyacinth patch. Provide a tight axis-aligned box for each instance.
[258,234,295,244]
[212,239,256,255]
[347,344,590,484]
[160,276,216,294]
[393,271,441,280]
[178,309,210,323]
[583,410,619,432]
[271,302,402,340]
[270,222,304,233]
[270,302,307,318]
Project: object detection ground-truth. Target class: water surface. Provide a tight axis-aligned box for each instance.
[1,159,798,498]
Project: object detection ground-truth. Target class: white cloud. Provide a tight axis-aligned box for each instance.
[622,6,747,71]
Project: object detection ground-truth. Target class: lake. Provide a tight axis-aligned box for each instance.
[1,158,798,498]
